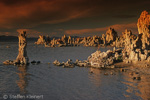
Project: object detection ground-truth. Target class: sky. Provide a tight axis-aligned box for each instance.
[0,0,150,37]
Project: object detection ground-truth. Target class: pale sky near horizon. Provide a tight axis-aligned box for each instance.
[0,0,150,37]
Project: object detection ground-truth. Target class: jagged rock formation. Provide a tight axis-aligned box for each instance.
[137,10,150,49]
[80,36,103,47]
[15,31,29,65]
[87,10,150,68]
[35,34,109,47]
[3,31,29,65]
[87,48,122,68]
[35,35,46,45]
[106,28,118,44]
[115,29,137,47]
[122,11,150,63]
[53,59,75,68]
[137,10,150,35]
[102,34,106,45]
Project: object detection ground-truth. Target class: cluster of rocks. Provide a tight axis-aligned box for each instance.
[122,10,150,63]
[53,48,122,69]
[53,59,90,68]
[87,10,150,68]
[87,48,122,68]
[34,28,120,47]
[34,27,138,48]
[35,35,81,47]
[53,59,75,68]
[31,60,41,65]
[115,29,137,47]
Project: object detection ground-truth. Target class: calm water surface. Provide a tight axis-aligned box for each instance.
[0,42,150,100]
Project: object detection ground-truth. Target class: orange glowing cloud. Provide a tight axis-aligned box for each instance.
[0,0,93,29]
[65,22,138,36]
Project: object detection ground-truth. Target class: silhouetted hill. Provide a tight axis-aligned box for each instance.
[0,35,37,42]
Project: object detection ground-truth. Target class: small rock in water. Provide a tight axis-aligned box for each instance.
[31,60,36,64]
[3,60,14,65]
[63,59,75,68]
[120,68,126,72]
[129,72,134,76]
[53,60,64,66]
[89,71,93,73]
[104,73,108,75]
[110,72,115,75]
[135,72,139,74]
[37,61,41,64]
[132,76,141,80]
[133,77,136,80]
[136,77,141,80]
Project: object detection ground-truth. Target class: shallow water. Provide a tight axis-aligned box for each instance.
[0,42,150,100]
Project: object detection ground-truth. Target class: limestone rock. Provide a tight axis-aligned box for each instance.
[63,59,75,68]
[15,31,29,65]
[3,31,29,65]
[75,59,90,67]
[137,10,150,49]
[137,10,150,36]
[3,60,14,65]
[102,34,106,45]
[88,50,116,68]
[53,60,64,66]
[35,35,46,45]
[106,28,118,44]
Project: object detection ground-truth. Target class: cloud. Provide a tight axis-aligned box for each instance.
[0,0,94,29]
[0,0,149,37]
[65,22,138,36]
[0,0,149,30]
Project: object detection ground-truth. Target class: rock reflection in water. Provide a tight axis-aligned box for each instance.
[137,75,150,100]
[122,72,150,100]
[88,68,102,87]
[16,65,28,93]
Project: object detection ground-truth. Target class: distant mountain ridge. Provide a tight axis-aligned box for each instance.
[0,35,81,42]
[0,35,38,42]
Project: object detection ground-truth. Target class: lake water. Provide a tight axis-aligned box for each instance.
[0,42,150,100]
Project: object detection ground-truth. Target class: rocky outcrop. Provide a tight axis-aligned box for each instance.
[15,31,29,65]
[75,59,90,67]
[3,31,29,65]
[137,10,150,36]
[53,59,75,68]
[35,34,108,47]
[102,34,106,45]
[106,28,118,44]
[115,29,137,48]
[80,36,103,47]
[53,60,64,66]
[35,35,46,45]
[3,60,14,65]
[87,49,122,68]
[63,59,75,68]
[137,10,150,49]
[122,10,150,63]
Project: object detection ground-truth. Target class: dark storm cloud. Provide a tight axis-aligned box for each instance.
[0,0,149,37]
[0,0,95,29]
